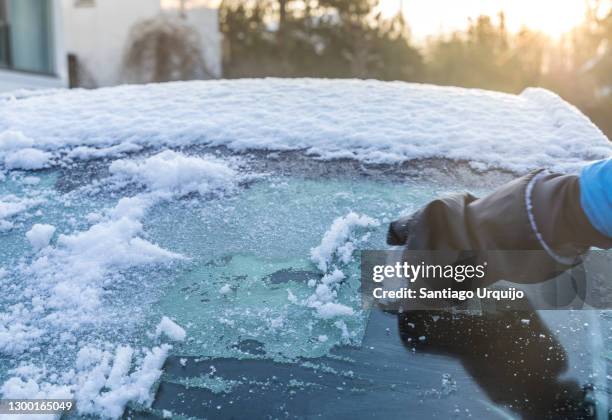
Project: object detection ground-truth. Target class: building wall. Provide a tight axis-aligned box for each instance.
[0,0,222,92]
[62,0,222,88]
[61,0,162,87]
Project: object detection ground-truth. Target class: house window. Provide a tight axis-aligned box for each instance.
[0,0,54,75]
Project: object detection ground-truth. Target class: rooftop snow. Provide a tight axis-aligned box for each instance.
[0,79,609,173]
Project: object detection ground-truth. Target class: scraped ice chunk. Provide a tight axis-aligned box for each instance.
[26,224,56,251]
[321,269,345,285]
[155,317,186,342]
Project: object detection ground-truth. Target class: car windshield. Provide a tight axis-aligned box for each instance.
[0,80,610,419]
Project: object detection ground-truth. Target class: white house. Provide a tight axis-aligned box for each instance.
[0,0,222,92]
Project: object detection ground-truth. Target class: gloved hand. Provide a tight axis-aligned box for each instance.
[387,161,612,287]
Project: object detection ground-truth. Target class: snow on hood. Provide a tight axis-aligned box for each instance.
[0,78,609,173]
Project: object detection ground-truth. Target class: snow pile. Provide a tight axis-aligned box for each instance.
[0,79,609,173]
[305,212,379,322]
[12,151,236,328]
[1,344,170,419]
[0,305,44,356]
[26,223,56,251]
[109,150,237,197]
[23,208,182,323]
[311,212,380,272]
[0,151,240,418]
[154,317,186,342]
[0,193,183,371]
[4,148,52,170]
[0,130,34,150]
[0,130,52,170]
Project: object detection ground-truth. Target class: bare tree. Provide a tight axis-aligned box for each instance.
[122,15,212,84]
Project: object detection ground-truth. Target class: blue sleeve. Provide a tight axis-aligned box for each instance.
[580,158,612,238]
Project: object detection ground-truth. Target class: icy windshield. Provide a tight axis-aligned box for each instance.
[0,150,606,419]
[0,80,611,418]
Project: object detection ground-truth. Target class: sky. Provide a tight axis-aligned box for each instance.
[165,0,590,41]
[378,0,588,40]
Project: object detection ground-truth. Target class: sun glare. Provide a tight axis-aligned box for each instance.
[377,0,587,38]
[511,0,586,37]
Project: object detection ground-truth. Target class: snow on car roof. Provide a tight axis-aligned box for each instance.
[0,78,609,173]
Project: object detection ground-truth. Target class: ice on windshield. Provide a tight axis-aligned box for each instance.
[0,80,610,418]
[0,148,476,417]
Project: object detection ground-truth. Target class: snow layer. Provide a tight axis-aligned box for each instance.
[0,79,609,173]
[0,130,33,150]
[306,212,379,320]
[4,148,52,170]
